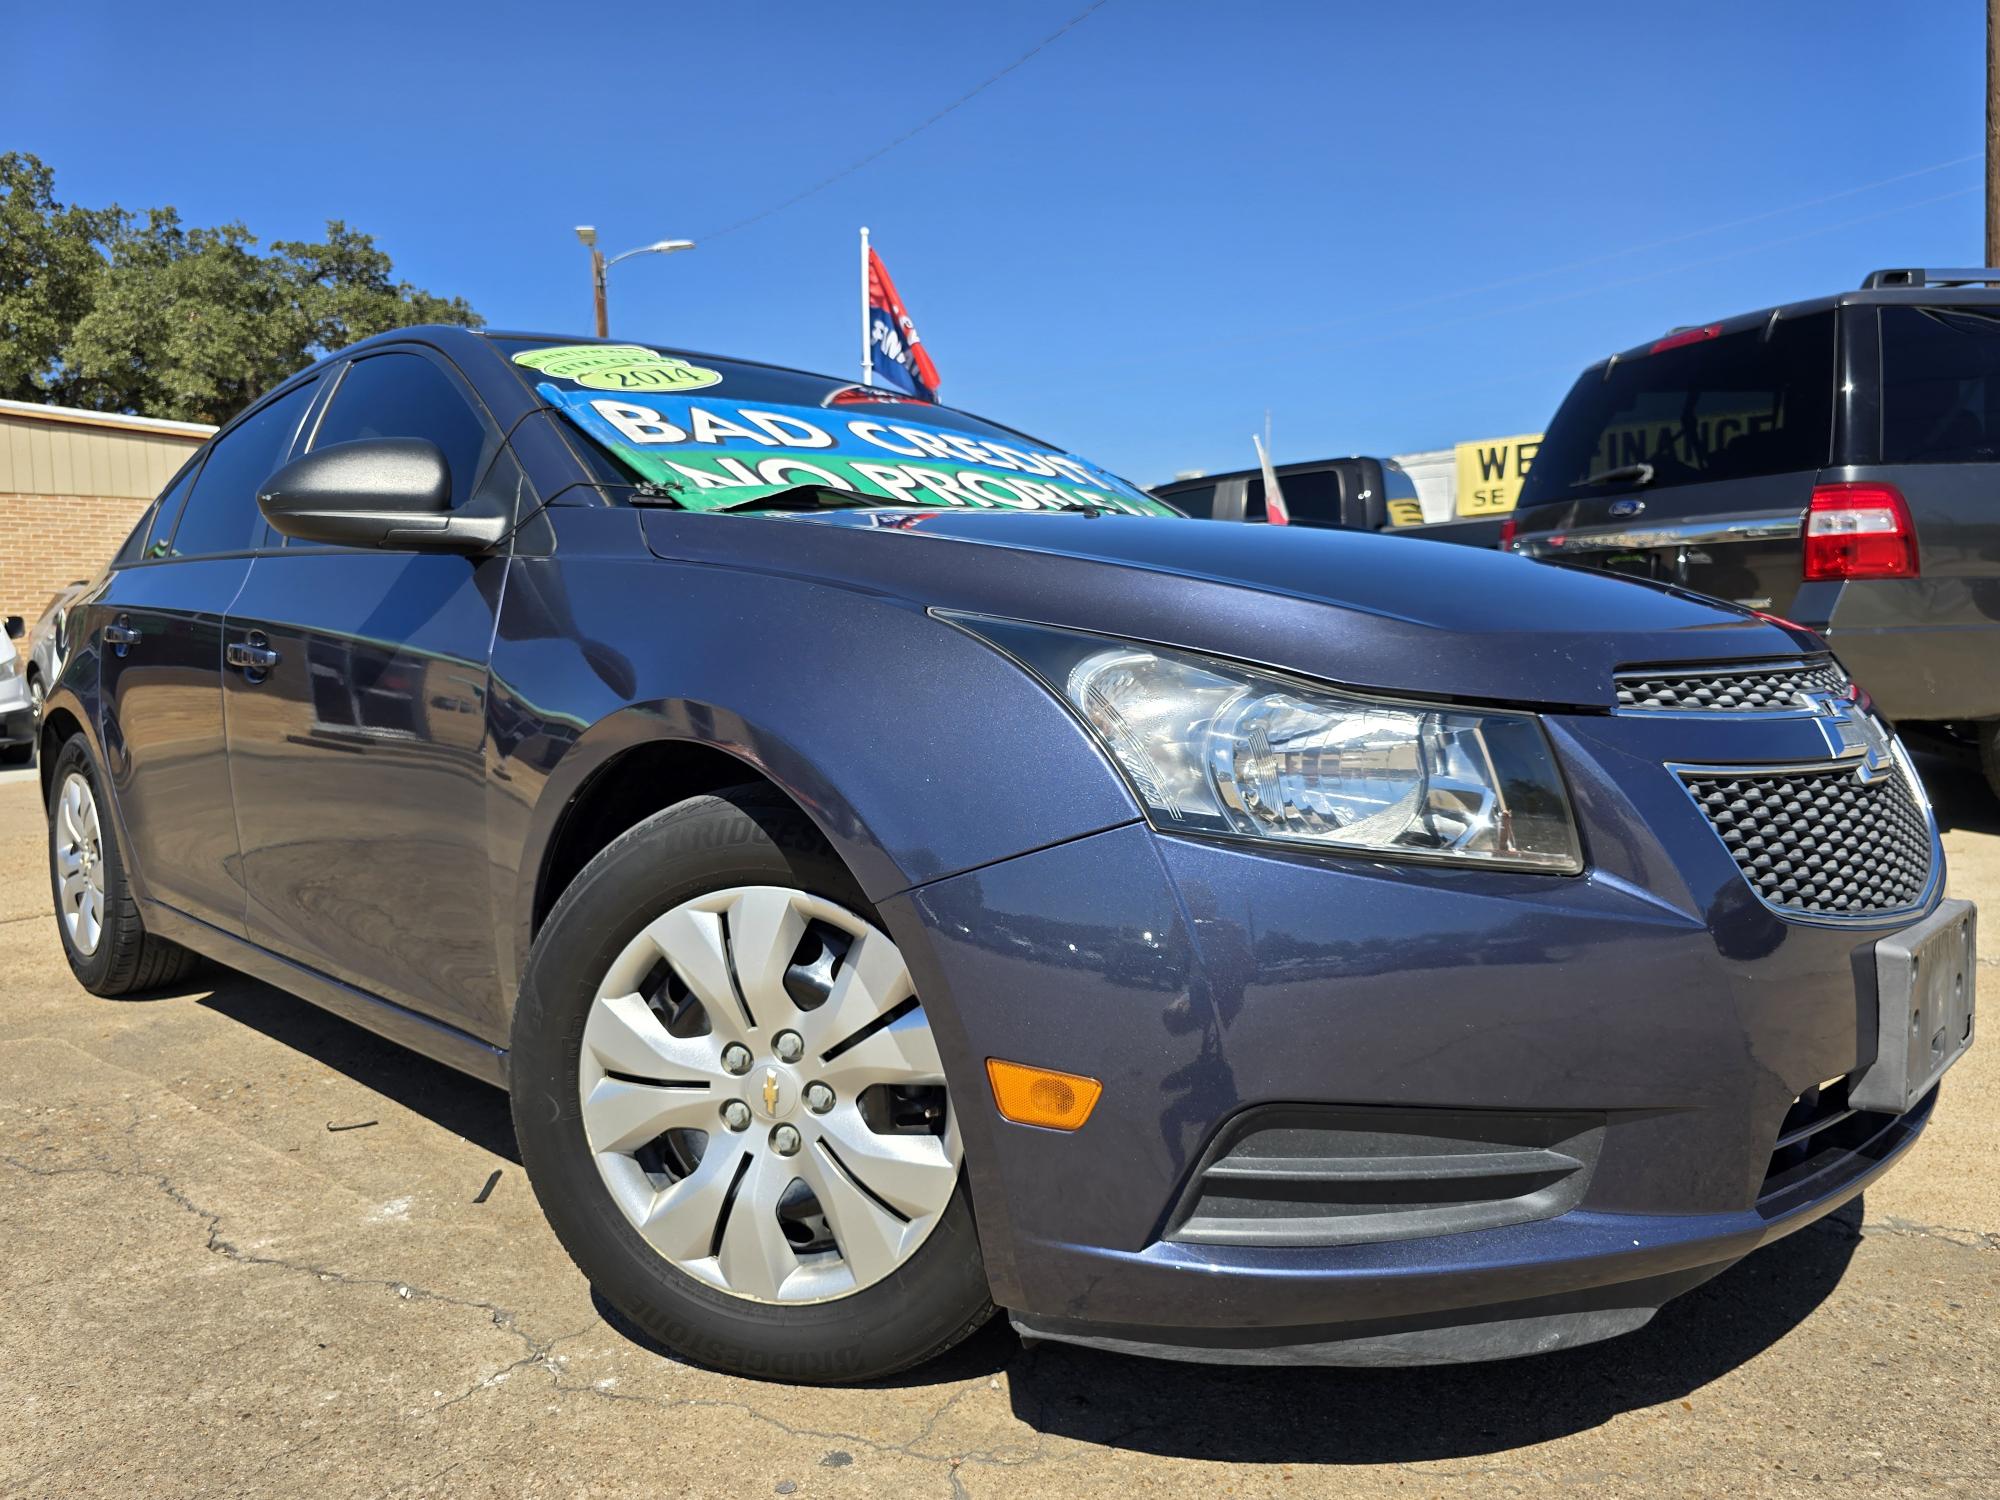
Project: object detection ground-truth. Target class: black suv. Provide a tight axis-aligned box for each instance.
[1509,269,2000,790]
[1154,456,1506,545]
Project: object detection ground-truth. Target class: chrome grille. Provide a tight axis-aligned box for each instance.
[1616,659,1850,713]
[1685,765,1932,917]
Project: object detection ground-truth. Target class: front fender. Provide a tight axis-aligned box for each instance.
[489,548,1142,994]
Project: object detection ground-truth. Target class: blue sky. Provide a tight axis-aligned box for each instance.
[8,1,1985,484]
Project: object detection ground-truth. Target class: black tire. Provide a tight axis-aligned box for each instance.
[45,734,201,995]
[510,786,993,1383]
[1980,722,2000,802]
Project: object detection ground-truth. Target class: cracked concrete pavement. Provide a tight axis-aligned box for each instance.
[2,757,1995,1499]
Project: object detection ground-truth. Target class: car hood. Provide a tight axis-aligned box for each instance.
[639,508,1819,711]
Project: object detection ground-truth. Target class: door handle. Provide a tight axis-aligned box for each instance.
[103,618,141,652]
[226,634,281,675]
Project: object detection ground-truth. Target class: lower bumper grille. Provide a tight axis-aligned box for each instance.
[1167,1107,1602,1248]
[1760,1075,1905,1209]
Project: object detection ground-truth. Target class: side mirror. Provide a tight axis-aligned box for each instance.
[258,438,507,551]
[3,615,21,641]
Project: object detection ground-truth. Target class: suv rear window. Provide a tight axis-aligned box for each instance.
[1519,314,1834,503]
[1880,305,2000,463]
[1247,468,1342,524]
[1160,481,1219,518]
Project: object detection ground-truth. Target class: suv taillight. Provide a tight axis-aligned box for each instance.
[1803,482,1917,581]
[1497,516,1517,552]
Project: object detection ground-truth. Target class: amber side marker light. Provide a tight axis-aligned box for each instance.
[986,1058,1102,1130]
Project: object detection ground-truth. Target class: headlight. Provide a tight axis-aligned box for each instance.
[947,616,1582,872]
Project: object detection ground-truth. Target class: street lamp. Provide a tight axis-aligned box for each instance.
[574,226,696,338]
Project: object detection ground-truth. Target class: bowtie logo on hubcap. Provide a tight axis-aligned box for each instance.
[755,1065,802,1120]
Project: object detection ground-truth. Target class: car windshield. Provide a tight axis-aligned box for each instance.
[1518,313,1834,503]
[495,337,1174,516]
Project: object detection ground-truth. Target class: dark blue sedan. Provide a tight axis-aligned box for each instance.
[36,327,1976,1381]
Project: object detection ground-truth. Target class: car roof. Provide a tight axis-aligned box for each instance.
[1588,275,2000,371]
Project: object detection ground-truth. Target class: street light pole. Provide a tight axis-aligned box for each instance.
[575,226,695,340]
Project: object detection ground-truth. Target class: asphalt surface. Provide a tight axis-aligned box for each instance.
[2,758,1995,1499]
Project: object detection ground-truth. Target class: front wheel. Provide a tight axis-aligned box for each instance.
[510,788,992,1383]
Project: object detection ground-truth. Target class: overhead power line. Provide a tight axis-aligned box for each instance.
[699,0,1115,242]
[1128,153,1984,368]
[1342,184,1981,355]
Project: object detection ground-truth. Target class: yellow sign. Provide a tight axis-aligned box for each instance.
[1454,433,1542,516]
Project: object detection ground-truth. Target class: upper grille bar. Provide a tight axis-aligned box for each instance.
[1616,658,1851,714]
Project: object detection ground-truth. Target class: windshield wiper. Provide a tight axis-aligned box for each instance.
[617,484,878,514]
[1571,462,1654,490]
[701,485,886,514]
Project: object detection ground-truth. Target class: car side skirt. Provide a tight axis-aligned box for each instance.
[142,899,510,1089]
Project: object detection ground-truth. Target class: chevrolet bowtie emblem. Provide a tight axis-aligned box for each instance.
[763,1068,780,1115]
[1805,692,1896,782]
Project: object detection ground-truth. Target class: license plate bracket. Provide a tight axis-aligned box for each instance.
[1850,898,1977,1113]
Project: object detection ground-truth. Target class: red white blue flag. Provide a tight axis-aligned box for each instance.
[864,239,941,402]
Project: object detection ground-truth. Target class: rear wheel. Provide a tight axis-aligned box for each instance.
[46,735,200,995]
[510,787,992,1383]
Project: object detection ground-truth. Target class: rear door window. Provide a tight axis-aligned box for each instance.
[131,461,200,561]
[1520,314,1835,503]
[1879,305,2000,463]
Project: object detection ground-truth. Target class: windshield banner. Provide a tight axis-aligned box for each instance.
[537,384,1173,515]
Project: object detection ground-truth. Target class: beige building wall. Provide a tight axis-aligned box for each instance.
[0,401,214,661]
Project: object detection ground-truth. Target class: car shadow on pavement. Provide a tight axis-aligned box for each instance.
[195,974,520,1164]
[1000,1200,1865,1463]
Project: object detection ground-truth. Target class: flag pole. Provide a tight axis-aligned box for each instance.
[859,226,873,388]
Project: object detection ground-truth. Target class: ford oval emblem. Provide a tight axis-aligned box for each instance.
[1608,497,1645,518]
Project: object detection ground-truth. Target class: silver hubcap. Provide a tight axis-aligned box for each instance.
[579,886,959,1304]
[53,773,107,956]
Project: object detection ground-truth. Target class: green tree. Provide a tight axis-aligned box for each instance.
[2,153,481,424]
[274,220,480,358]
[66,209,293,423]
[0,152,119,406]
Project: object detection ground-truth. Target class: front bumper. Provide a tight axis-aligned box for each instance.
[1006,1091,1928,1365]
[880,709,1962,1364]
